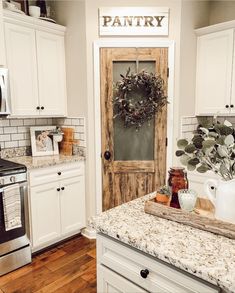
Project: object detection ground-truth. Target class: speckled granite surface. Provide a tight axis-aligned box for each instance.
[7,154,85,170]
[90,193,235,293]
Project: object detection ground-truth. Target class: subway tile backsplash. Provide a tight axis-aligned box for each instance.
[0,117,86,158]
[181,115,235,140]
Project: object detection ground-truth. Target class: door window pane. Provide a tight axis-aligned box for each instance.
[113,61,155,161]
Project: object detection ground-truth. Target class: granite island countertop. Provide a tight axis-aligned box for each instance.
[90,193,235,293]
[7,154,85,170]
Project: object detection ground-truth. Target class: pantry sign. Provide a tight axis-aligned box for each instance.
[99,7,169,36]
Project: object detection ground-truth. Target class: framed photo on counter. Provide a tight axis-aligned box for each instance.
[30,126,59,157]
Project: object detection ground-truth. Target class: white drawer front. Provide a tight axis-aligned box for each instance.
[97,235,219,293]
[29,161,84,186]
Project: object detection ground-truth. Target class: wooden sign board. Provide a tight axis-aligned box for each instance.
[99,7,169,36]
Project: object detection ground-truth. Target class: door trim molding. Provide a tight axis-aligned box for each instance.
[93,39,175,214]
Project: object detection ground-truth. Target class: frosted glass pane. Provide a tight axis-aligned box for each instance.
[113,61,155,161]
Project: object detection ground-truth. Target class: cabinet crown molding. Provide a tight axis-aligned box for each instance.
[3,10,66,35]
[195,19,235,36]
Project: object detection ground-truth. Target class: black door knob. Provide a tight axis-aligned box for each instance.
[140,269,149,279]
[104,150,111,160]
[41,106,44,110]
[226,105,229,108]
[231,104,234,108]
[58,172,61,175]
[57,188,60,192]
[61,187,65,191]
[36,106,40,110]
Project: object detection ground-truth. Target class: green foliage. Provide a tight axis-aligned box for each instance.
[176,120,235,181]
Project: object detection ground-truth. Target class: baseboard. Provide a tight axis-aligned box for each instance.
[81,227,97,239]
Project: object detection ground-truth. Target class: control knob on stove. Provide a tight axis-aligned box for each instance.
[10,176,16,183]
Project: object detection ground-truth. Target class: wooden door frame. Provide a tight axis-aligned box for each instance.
[93,39,175,214]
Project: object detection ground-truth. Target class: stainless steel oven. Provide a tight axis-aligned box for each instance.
[0,159,31,276]
[0,68,10,115]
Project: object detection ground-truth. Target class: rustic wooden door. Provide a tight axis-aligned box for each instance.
[100,48,168,211]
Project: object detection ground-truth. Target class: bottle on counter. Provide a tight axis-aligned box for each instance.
[168,167,188,209]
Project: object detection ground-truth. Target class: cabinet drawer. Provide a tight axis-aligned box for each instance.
[97,234,219,293]
[29,161,84,186]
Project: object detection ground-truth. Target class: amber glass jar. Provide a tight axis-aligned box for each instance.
[168,167,188,209]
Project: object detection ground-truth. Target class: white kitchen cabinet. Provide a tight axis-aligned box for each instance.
[4,23,39,115]
[30,181,61,247]
[29,161,86,252]
[97,234,219,293]
[97,264,148,293]
[195,23,235,116]
[3,10,67,117]
[60,176,86,235]
[0,0,6,66]
[36,31,67,116]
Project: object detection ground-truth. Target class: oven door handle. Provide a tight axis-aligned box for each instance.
[0,181,28,193]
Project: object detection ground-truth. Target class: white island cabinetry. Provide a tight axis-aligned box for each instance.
[97,234,219,293]
[29,161,86,252]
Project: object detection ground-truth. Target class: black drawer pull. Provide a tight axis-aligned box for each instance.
[58,172,61,175]
[36,106,40,110]
[140,269,149,279]
[231,104,234,108]
[41,106,44,110]
[61,187,65,191]
[225,105,229,108]
[57,188,60,192]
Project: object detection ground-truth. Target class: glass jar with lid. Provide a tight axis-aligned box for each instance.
[168,167,188,209]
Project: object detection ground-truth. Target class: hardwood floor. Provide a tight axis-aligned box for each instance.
[0,236,96,293]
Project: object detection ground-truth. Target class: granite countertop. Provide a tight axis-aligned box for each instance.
[90,193,235,293]
[7,154,85,170]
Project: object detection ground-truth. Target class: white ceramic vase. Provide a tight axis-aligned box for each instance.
[204,178,235,224]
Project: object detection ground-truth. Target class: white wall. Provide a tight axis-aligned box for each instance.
[209,1,235,25]
[54,0,87,117]
[53,0,212,220]
[179,0,209,118]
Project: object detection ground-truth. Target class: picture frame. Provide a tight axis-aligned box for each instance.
[30,126,59,157]
[10,0,29,15]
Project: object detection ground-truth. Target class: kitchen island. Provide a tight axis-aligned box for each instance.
[90,193,235,293]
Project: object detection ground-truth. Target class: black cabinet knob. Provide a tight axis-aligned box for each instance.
[61,187,65,191]
[140,269,149,279]
[41,106,44,110]
[57,188,60,192]
[58,172,61,175]
[226,105,229,108]
[231,105,234,108]
[36,106,40,110]
[104,150,111,160]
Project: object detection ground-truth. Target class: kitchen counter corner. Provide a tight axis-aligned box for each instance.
[90,193,235,293]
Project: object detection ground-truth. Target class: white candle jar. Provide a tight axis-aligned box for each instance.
[178,189,197,212]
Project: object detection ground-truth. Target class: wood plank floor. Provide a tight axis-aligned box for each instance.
[0,235,96,293]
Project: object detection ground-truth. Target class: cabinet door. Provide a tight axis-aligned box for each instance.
[36,31,67,116]
[0,1,6,66]
[30,181,61,248]
[4,22,39,115]
[97,264,147,293]
[195,29,234,115]
[60,175,86,236]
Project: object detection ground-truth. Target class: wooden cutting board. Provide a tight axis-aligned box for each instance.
[144,197,235,240]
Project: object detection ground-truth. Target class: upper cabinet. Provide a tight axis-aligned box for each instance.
[0,1,6,66]
[195,23,235,116]
[3,10,67,117]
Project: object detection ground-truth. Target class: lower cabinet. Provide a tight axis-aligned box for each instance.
[97,264,147,293]
[97,234,220,293]
[29,162,86,251]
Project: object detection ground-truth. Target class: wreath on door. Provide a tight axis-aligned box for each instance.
[113,68,167,129]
